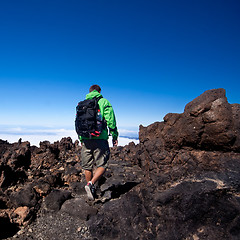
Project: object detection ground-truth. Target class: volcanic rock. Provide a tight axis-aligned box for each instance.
[43,189,71,212]
[140,88,240,152]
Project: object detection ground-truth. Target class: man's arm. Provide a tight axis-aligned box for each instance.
[102,100,118,146]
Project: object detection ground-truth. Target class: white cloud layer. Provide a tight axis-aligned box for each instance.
[0,126,139,147]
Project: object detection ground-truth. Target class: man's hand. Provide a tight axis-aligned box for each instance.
[112,139,118,147]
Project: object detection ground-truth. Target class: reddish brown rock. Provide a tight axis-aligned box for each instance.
[14,206,31,225]
[140,88,240,152]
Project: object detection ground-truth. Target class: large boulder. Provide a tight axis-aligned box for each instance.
[140,88,240,152]
[0,141,31,188]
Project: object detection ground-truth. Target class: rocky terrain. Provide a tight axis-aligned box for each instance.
[1,88,240,240]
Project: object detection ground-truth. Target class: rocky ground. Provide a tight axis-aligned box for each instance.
[1,88,240,240]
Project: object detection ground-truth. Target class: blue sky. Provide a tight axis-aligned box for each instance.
[1,0,240,136]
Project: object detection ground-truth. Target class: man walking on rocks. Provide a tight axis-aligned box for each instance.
[77,84,118,200]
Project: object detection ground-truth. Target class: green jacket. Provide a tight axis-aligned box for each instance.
[79,90,118,141]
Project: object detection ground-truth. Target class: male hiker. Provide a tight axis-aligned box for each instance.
[76,84,118,200]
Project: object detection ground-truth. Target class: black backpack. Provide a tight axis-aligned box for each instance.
[75,96,103,138]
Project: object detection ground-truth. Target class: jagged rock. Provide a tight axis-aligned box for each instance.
[10,184,39,208]
[60,198,98,220]
[69,181,86,196]
[152,178,240,239]
[13,206,31,225]
[31,141,59,169]
[231,103,240,150]
[43,189,71,212]
[139,88,240,152]
[0,141,31,189]
[33,180,51,197]
[0,140,10,159]
[88,188,153,240]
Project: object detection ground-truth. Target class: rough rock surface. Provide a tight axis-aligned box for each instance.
[0,88,240,240]
[139,88,240,152]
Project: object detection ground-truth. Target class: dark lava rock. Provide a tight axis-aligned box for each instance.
[88,188,153,240]
[0,141,31,189]
[10,184,39,208]
[43,189,71,212]
[61,198,98,220]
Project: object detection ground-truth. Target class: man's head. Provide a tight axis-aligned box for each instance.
[89,85,101,93]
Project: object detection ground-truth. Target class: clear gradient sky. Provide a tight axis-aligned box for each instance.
[1,0,240,132]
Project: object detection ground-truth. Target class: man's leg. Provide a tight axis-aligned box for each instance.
[84,169,93,183]
[91,167,105,185]
[84,167,105,200]
[84,140,109,200]
[81,140,94,183]
[92,140,110,185]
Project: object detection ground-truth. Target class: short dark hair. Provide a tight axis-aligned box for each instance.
[89,85,101,93]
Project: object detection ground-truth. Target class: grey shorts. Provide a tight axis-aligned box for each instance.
[81,139,110,171]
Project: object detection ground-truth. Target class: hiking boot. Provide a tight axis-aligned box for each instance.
[85,182,96,200]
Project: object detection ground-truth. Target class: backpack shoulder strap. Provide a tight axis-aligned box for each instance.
[95,96,103,102]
